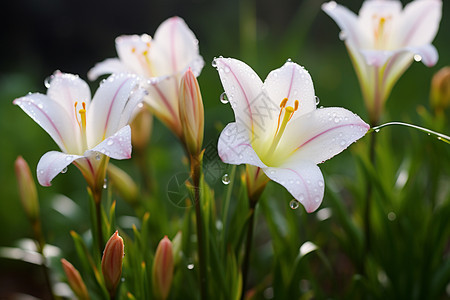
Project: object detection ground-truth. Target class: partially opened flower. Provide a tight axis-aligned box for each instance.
[322,0,442,124]
[215,58,369,212]
[14,72,143,193]
[88,16,204,138]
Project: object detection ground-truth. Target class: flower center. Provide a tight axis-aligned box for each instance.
[372,14,392,49]
[75,101,88,150]
[131,41,156,77]
[266,98,299,156]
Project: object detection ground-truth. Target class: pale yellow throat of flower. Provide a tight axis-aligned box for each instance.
[131,42,157,77]
[373,14,392,49]
[260,98,299,166]
[75,101,88,151]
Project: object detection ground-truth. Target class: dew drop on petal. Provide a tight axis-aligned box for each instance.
[65,156,73,161]
[95,153,101,160]
[340,140,346,146]
[211,58,217,68]
[318,180,324,187]
[339,31,347,41]
[220,92,229,104]
[290,199,300,210]
[286,58,293,63]
[107,140,114,146]
[315,96,320,105]
[44,76,52,88]
[61,167,68,174]
[222,174,230,185]
[137,102,144,108]
[413,54,422,62]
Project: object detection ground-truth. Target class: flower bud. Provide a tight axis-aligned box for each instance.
[179,68,204,156]
[61,258,90,300]
[101,231,124,297]
[131,105,153,153]
[152,236,174,300]
[107,164,138,206]
[14,156,39,221]
[430,66,450,112]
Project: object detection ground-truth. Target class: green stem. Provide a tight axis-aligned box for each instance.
[32,220,55,300]
[191,156,207,300]
[220,165,236,256]
[363,131,376,271]
[240,199,257,300]
[370,121,450,144]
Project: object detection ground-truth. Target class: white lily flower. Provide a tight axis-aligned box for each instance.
[214,58,369,212]
[14,72,144,188]
[322,0,442,124]
[88,16,204,137]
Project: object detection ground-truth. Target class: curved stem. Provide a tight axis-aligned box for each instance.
[370,122,450,144]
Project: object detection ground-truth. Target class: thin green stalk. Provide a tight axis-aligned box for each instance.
[191,156,208,300]
[240,198,257,300]
[220,165,236,256]
[32,220,55,300]
[363,131,376,271]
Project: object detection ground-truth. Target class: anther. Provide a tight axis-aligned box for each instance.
[280,98,288,108]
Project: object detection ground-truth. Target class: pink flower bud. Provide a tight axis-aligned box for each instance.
[152,236,174,300]
[14,156,39,221]
[101,231,124,296]
[61,259,90,300]
[179,68,204,156]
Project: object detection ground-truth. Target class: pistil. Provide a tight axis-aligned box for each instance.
[75,102,88,151]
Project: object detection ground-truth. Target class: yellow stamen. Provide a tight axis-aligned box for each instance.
[75,102,88,150]
[131,47,136,53]
[268,98,298,155]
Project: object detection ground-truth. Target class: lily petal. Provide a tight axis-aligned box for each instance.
[360,49,394,67]
[264,160,324,213]
[88,58,130,81]
[13,94,80,154]
[214,57,267,136]
[87,73,140,147]
[37,151,82,186]
[47,72,91,117]
[150,17,202,76]
[145,75,181,135]
[263,61,316,117]
[404,44,438,67]
[115,34,154,77]
[217,122,266,168]
[87,125,132,160]
[282,107,370,165]
[322,1,368,48]
[397,0,442,47]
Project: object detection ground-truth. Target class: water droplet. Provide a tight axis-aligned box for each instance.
[290,199,300,210]
[315,96,320,105]
[224,66,230,73]
[107,140,114,146]
[137,102,144,108]
[286,58,293,63]
[340,140,346,146]
[95,153,101,160]
[103,179,108,189]
[222,174,230,185]
[413,54,422,62]
[187,263,194,270]
[61,167,68,174]
[220,92,229,104]
[298,194,305,201]
[38,103,44,109]
[314,196,321,203]
[339,31,347,41]
[38,169,44,175]
[65,156,73,161]
[44,76,52,88]
[387,212,396,221]
[318,180,324,187]
[334,117,340,123]
[211,58,218,68]
[374,128,380,133]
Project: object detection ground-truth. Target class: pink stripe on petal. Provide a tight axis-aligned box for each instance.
[103,78,131,138]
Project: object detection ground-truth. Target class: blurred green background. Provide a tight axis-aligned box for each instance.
[0,0,449,297]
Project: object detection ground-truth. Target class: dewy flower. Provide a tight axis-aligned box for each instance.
[88,16,204,138]
[322,0,442,124]
[14,71,143,189]
[214,58,369,212]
